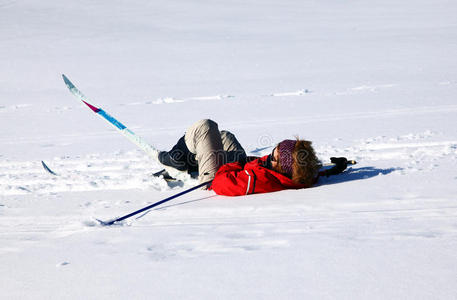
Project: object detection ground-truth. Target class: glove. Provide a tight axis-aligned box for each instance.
[324,157,348,177]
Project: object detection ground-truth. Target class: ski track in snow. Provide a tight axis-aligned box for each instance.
[0,103,32,112]
[122,94,236,106]
[332,84,397,96]
[121,88,311,106]
[0,151,191,196]
[1,196,456,258]
[100,82,448,106]
[0,81,442,112]
[116,82,406,106]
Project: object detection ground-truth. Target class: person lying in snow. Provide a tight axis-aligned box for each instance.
[158,119,349,196]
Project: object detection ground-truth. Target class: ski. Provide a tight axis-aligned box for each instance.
[41,161,58,176]
[62,74,188,180]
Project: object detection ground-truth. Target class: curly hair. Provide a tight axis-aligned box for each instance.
[290,139,319,187]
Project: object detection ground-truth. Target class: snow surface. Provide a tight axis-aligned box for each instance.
[1,0,457,299]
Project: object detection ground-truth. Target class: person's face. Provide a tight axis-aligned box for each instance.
[271,146,280,172]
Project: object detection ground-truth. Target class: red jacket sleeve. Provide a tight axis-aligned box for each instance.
[210,162,249,196]
[210,161,285,196]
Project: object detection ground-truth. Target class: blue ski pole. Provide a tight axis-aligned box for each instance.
[97,180,212,226]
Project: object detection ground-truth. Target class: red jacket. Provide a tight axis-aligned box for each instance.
[210,155,307,196]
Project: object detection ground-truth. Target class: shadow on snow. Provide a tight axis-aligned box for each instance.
[317,166,400,186]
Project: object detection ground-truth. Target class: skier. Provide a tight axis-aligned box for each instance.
[159,119,349,196]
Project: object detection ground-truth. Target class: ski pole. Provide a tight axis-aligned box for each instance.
[97,180,212,226]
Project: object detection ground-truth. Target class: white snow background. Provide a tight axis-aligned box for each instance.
[1,0,457,299]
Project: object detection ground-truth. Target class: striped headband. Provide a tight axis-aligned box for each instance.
[278,139,296,176]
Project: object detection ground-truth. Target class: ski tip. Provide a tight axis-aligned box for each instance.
[96,218,115,226]
[348,160,357,165]
[41,160,58,176]
[96,218,126,226]
[62,74,77,92]
[62,74,71,86]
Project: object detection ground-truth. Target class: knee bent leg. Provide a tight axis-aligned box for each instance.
[195,119,218,132]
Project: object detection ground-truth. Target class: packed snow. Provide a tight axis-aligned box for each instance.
[1,0,457,299]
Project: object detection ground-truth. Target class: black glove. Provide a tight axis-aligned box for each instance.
[324,157,348,177]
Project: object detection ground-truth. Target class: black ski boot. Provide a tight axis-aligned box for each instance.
[158,136,197,172]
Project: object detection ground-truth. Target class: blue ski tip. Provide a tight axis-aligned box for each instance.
[62,74,75,89]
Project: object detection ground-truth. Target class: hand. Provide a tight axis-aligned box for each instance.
[324,157,348,177]
[330,157,348,172]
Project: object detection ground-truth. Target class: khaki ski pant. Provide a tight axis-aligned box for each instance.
[184,119,246,183]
